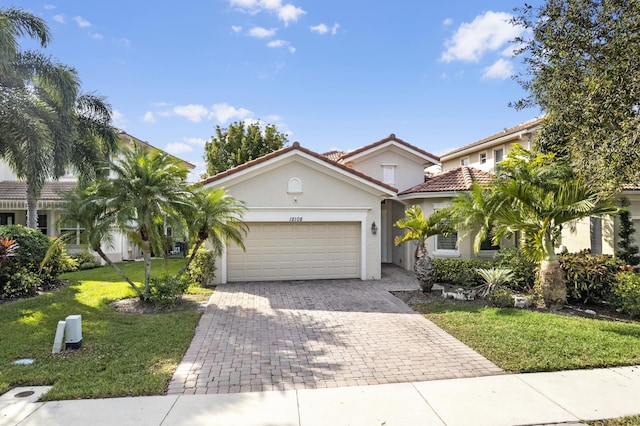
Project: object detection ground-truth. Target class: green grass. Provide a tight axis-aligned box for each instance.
[0,259,210,401]
[588,415,640,425]
[417,303,640,373]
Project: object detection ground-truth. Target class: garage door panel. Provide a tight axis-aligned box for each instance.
[227,222,360,282]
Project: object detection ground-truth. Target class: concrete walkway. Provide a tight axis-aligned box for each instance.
[169,267,502,395]
[3,365,640,425]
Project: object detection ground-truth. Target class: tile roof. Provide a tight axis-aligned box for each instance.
[0,181,77,200]
[399,166,494,195]
[338,134,440,163]
[200,142,398,193]
[440,117,544,159]
[322,150,346,162]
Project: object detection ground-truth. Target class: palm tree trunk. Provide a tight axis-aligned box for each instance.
[537,259,566,308]
[414,243,435,292]
[26,193,38,229]
[142,238,152,299]
[94,246,143,299]
[175,238,204,279]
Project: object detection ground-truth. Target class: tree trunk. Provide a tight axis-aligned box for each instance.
[142,238,152,299]
[415,253,435,292]
[537,259,566,309]
[26,193,38,230]
[175,238,204,279]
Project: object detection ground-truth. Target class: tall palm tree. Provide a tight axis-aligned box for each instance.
[102,142,193,299]
[394,205,450,292]
[176,187,247,279]
[0,8,118,229]
[451,145,617,308]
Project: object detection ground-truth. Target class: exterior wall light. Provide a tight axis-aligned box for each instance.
[371,222,378,235]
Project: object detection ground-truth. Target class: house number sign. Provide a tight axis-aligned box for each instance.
[289,217,303,222]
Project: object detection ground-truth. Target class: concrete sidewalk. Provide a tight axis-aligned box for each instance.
[2,366,640,426]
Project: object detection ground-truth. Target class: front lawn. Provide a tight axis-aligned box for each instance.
[416,303,640,373]
[0,259,210,401]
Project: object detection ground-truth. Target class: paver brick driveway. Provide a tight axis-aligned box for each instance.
[169,266,503,395]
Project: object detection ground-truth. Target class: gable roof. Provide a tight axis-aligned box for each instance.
[200,142,398,194]
[440,117,543,160]
[117,130,196,170]
[398,166,493,196]
[338,134,440,165]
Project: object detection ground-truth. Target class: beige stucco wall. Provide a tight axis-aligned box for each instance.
[347,147,430,192]
[204,155,389,283]
[441,139,533,172]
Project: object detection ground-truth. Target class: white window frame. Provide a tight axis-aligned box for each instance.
[460,157,469,166]
[494,148,504,163]
[381,164,397,186]
[480,152,487,164]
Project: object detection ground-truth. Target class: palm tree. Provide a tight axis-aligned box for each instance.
[102,142,192,299]
[176,187,247,279]
[56,186,143,298]
[451,145,617,308]
[0,8,118,229]
[394,205,450,292]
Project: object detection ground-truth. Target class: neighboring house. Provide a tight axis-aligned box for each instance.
[201,120,630,284]
[0,130,195,262]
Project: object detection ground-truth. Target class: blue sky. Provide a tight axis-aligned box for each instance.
[17,0,544,178]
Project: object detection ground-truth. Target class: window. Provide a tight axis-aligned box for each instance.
[494,148,504,163]
[382,164,396,185]
[460,158,469,166]
[38,214,47,235]
[480,235,500,251]
[60,223,87,245]
[0,213,15,225]
[480,152,487,164]
[436,232,458,251]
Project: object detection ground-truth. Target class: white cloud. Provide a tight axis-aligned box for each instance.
[53,14,65,24]
[228,0,305,26]
[310,23,328,34]
[142,112,156,123]
[184,137,207,147]
[209,103,253,123]
[165,142,194,154]
[267,39,295,53]
[443,18,453,26]
[482,58,514,80]
[278,4,305,26]
[173,104,209,122]
[44,4,56,10]
[91,33,103,40]
[152,101,170,107]
[331,23,340,35]
[74,16,91,28]
[441,11,524,63]
[231,25,243,33]
[112,110,126,128]
[249,26,277,38]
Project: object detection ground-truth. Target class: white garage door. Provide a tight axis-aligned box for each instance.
[227,222,360,282]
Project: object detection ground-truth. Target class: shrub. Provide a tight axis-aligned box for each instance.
[188,249,216,286]
[0,225,50,274]
[433,258,495,286]
[559,250,623,303]
[148,275,190,308]
[495,248,537,292]
[40,238,77,276]
[73,252,100,270]
[0,271,43,298]
[611,272,640,318]
[475,268,515,297]
[487,286,514,308]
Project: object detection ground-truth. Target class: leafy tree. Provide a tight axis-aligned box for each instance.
[394,205,450,292]
[617,197,640,266]
[512,0,640,190]
[204,121,288,176]
[451,145,618,308]
[0,7,118,229]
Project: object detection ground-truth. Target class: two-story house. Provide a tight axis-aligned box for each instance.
[0,130,195,262]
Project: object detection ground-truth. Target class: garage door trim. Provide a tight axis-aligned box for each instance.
[220,207,370,283]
